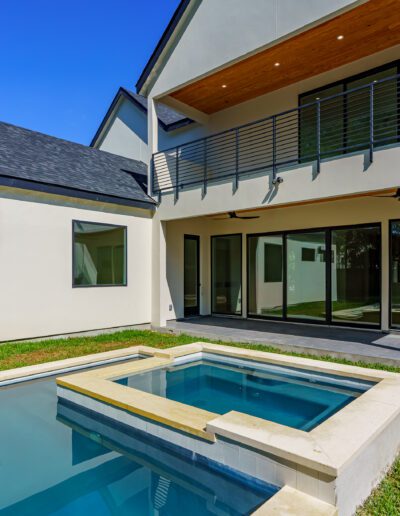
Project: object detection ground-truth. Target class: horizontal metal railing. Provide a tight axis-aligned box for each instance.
[152,74,400,197]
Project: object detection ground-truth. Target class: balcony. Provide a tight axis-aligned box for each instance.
[152,74,400,198]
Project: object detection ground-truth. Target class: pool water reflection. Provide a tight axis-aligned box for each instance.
[0,369,276,515]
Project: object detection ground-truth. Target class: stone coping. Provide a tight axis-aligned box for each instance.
[0,345,162,384]
[253,486,338,515]
[53,342,400,477]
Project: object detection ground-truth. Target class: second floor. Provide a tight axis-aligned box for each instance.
[141,0,400,220]
[89,1,400,220]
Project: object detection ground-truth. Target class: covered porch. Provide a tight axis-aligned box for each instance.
[152,192,400,345]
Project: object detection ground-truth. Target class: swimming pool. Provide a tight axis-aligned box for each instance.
[115,354,374,431]
[0,362,276,515]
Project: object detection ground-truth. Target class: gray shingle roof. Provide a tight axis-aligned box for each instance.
[0,121,155,208]
[121,88,191,127]
[90,87,193,147]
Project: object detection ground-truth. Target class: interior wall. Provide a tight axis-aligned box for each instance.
[164,196,398,329]
[0,189,153,341]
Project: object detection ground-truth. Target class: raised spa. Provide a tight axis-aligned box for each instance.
[115,353,374,431]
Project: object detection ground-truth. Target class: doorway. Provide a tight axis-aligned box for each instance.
[184,235,200,317]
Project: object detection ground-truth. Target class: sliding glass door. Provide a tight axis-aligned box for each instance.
[211,234,242,315]
[184,235,200,317]
[247,224,381,327]
[390,221,400,328]
[286,231,327,321]
[331,226,380,326]
[248,234,283,318]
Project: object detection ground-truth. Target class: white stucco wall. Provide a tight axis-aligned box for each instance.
[148,0,364,98]
[0,189,153,342]
[96,98,150,162]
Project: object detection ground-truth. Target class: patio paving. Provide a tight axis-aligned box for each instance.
[165,316,400,366]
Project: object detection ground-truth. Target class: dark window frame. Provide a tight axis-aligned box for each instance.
[389,219,400,329]
[298,60,400,161]
[72,220,128,288]
[211,233,243,317]
[184,234,200,317]
[246,222,382,329]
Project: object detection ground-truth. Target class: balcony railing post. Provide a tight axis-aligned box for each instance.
[153,73,399,195]
[316,100,321,174]
[149,155,154,197]
[235,129,239,190]
[203,139,208,196]
[272,115,277,180]
[370,83,374,163]
[175,146,179,201]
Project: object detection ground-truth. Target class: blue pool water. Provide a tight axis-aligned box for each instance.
[0,365,275,515]
[116,357,374,431]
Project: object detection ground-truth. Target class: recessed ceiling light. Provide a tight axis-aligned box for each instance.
[337,34,344,40]
[316,97,320,100]
[274,62,280,67]
[221,84,227,88]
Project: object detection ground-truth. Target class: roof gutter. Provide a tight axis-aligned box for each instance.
[0,174,156,211]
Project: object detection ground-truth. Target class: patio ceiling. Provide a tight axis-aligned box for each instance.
[169,0,400,114]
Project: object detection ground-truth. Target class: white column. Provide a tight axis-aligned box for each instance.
[151,215,168,328]
[147,97,159,196]
[381,219,389,331]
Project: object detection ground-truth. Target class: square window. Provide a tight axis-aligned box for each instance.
[301,247,315,262]
[73,221,127,286]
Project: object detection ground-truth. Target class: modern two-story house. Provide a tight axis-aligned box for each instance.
[140,0,400,334]
[1,0,400,342]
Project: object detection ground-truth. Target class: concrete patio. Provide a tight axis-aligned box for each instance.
[164,316,400,367]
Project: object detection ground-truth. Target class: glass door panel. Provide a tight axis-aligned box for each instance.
[248,234,283,318]
[286,232,327,321]
[331,226,380,326]
[390,221,400,327]
[212,235,242,315]
[184,235,199,317]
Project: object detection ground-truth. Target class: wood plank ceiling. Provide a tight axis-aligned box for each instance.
[170,0,400,114]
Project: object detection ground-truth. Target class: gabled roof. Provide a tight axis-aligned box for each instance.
[0,121,156,209]
[91,87,192,147]
[136,0,192,94]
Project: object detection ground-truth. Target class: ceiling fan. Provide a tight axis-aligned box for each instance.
[373,188,400,200]
[211,211,260,220]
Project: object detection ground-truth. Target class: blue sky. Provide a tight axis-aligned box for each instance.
[0,0,180,144]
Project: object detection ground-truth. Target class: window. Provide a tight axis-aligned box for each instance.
[299,62,399,162]
[247,225,381,327]
[264,243,283,282]
[73,221,127,286]
[301,247,316,262]
[211,234,242,315]
[390,221,400,327]
[248,235,283,318]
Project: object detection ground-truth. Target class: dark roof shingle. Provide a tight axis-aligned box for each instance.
[121,88,190,127]
[0,121,155,208]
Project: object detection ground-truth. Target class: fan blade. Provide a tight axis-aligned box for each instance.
[236,215,260,219]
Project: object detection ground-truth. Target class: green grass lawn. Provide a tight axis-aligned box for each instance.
[1,327,400,512]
